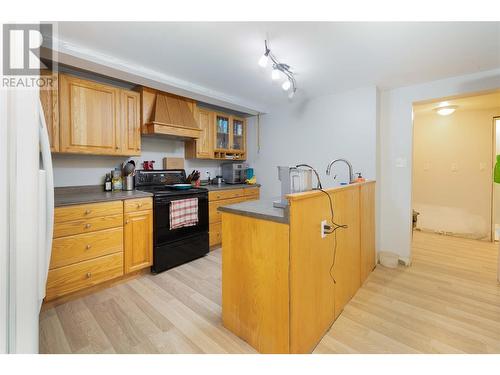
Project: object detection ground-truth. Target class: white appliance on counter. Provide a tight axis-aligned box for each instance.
[1,86,54,353]
[273,166,313,208]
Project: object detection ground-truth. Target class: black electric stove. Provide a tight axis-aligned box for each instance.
[135,170,209,273]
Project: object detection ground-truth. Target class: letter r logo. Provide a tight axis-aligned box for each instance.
[3,23,53,76]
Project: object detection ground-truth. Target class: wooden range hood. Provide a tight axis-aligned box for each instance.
[139,87,202,139]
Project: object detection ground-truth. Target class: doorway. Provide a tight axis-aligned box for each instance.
[412,92,500,242]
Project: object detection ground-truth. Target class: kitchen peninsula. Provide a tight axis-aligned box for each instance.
[219,181,376,354]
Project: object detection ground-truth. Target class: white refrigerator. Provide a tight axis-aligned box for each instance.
[0,87,54,354]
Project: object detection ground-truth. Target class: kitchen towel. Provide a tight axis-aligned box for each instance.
[495,155,500,184]
[170,198,199,229]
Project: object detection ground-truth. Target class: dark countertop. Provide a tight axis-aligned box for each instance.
[203,183,261,191]
[218,198,289,224]
[54,185,153,207]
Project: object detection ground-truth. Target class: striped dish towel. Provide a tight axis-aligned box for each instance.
[170,198,199,230]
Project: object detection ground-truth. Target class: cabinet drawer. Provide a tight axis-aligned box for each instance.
[124,197,153,213]
[208,189,245,201]
[243,188,260,199]
[209,197,246,224]
[55,201,123,223]
[209,222,222,247]
[50,227,123,269]
[53,213,123,238]
[45,253,124,301]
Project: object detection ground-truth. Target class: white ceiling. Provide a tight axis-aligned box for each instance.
[54,22,500,112]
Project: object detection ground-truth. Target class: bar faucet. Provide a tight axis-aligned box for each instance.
[326,158,355,184]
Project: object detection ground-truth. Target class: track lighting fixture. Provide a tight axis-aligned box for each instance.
[257,39,297,98]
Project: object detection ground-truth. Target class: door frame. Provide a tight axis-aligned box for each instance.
[492,117,500,242]
[411,90,500,244]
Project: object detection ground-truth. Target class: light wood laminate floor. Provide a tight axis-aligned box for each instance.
[39,231,500,354]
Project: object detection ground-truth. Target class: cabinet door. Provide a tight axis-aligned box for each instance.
[231,117,246,152]
[124,209,153,274]
[215,113,230,150]
[121,90,141,155]
[196,108,214,158]
[40,72,59,152]
[59,74,121,155]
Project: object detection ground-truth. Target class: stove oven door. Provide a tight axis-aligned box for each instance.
[153,192,209,245]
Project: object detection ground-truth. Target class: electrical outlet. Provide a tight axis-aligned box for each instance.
[321,220,327,238]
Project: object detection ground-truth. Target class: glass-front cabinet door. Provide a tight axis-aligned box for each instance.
[216,114,230,150]
[232,117,245,151]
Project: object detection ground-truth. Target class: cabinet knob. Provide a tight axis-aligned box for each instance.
[125,219,129,224]
[84,209,91,215]
[115,146,119,150]
[86,272,92,278]
[136,203,142,208]
[85,223,91,229]
[85,244,91,250]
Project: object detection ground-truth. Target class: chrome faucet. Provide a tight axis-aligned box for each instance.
[326,158,355,184]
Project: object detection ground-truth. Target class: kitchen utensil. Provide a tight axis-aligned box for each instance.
[123,161,135,176]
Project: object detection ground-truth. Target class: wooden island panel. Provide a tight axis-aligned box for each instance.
[221,212,290,354]
[221,181,376,354]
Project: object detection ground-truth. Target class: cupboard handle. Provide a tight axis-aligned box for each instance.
[85,223,91,229]
[84,209,91,215]
[125,220,129,224]
[86,272,92,278]
[115,146,119,150]
[85,244,91,250]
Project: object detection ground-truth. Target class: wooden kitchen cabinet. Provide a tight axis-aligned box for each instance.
[39,71,59,152]
[208,187,260,248]
[121,90,141,155]
[58,73,141,156]
[59,73,122,155]
[185,106,214,159]
[124,201,153,274]
[213,113,247,160]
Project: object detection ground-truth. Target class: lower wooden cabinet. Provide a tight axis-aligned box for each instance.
[124,208,153,274]
[46,198,153,302]
[46,252,123,301]
[209,187,260,248]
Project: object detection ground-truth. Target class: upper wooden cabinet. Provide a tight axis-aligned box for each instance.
[39,72,59,152]
[186,107,247,160]
[185,107,214,159]
[121,90,141,155]
[58,73,141,156]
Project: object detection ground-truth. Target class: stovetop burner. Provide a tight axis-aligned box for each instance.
[134,169,207,197]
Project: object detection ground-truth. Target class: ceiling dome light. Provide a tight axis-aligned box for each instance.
[258,54,269,68]
[434,105,457,116]
[271,69,281,81]
[282,80,291,91]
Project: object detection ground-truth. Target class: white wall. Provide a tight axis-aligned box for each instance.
[413,109,499,240]
[247,87,378,199]
[379,68,500,264]
[53,137,226,187]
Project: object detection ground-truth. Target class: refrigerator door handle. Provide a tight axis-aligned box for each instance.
[38,98,54,307]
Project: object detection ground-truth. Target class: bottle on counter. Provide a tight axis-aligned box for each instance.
[104,173,112,192]
[355,172,366,183]
[111,169,122,191]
